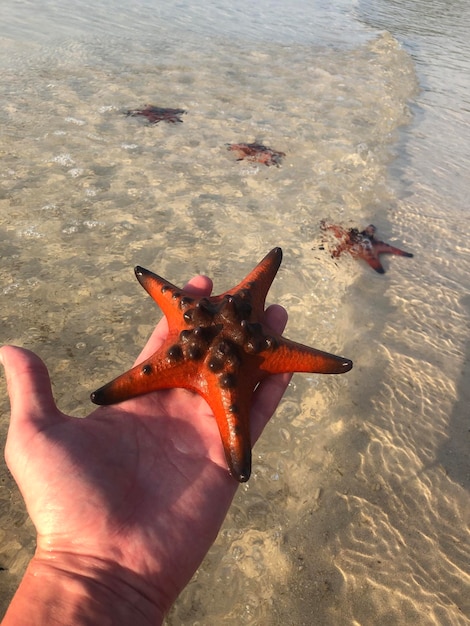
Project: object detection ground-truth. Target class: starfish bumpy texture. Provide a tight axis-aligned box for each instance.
[91,248,352,481]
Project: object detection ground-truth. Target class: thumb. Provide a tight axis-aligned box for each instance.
[1,345,64,442]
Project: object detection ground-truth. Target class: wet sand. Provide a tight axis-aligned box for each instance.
[1,18,469,625]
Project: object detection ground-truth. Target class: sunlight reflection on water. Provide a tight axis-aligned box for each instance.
[1,0,469,623]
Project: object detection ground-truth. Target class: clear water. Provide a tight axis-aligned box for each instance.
[0,1,469,623]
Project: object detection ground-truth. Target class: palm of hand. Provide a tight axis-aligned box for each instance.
[2,275,290,605]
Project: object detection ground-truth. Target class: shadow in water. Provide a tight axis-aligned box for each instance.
[435,293,470,491]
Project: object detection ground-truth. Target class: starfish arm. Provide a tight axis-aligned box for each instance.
[134,267,195,331]
[321,223,347,240]
[222,248,282,316]
[90,350,200,405]
[202,376,253,482]
[260,338,353,375]
[373,241,414,258]
[359,250,386,274]
[331,242,350,258]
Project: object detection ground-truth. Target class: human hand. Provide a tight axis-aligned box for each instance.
[1,274,291,625]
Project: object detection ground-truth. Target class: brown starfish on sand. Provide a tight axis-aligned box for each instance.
[227,142,286,167]
[321,222,414,274]
[126,105,186,124]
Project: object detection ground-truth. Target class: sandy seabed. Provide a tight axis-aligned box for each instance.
[0,30,469,624]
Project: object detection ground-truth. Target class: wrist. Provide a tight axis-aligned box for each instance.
[3,550,165,626]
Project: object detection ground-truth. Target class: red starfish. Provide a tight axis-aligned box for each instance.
[91,248,352,482]
[227,142,286,167]
[321,222,413,274]
[126,105,186,124]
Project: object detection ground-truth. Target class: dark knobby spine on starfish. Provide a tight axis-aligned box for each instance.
[91,248,352,482]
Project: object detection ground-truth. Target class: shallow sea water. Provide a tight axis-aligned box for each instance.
[1,1,469,624]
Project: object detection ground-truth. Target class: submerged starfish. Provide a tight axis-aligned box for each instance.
[227,142,286,167]
[91,248,352,482]
[321,222,413,274]
[126,105,186,124]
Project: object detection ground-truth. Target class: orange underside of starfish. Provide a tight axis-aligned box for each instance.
[321,222,414,274]
[91,248,352,482]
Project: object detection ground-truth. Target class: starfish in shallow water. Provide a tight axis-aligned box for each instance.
[91,248,352,482]
[126,105,186,124]
[227,142,286,167]
[321,222,414,274]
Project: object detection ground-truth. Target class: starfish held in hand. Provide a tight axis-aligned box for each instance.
[91,248,352,481]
